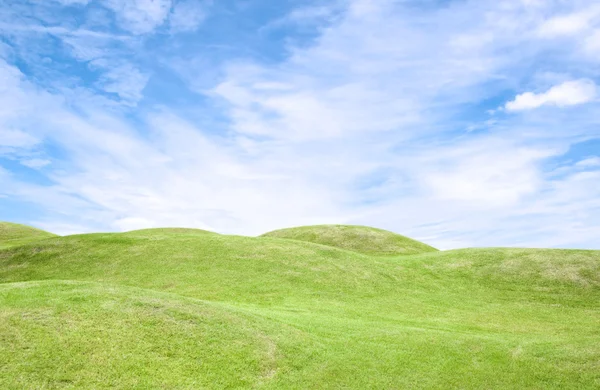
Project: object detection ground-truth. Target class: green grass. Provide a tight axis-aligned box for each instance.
[0,222,57,250]
[1,223,599,389]
[0,281,280,389]
[261,224,438,256]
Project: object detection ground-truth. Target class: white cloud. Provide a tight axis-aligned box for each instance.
[576,157,600,167]
[505,79,597,111]
[260,3,342,33]
[33,221,97,236]
[20,158,51,169]
[520,0,546,7]
[2,0,600,251]
[91,61,150,104]
[5,0,176,35]
[47,0,91,5]
[0,60,50,152]
[537,5,600,37]
[0,59,348,234]
[0,128,39,149]
[0,40,11,58]
[61,35,115,61]
[584,29,600,56]
[285,6,336,23]
[539,14,591,37]
[169,0,207,33]
[0,18,143,104]
[422,145,554,206]
[102,0,173,34]
[0,23,126,39]
[51,0,92,4]
[213,1,501,141]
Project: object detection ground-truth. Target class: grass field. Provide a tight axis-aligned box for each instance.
[0,222,57,250]
[1,223,599,389]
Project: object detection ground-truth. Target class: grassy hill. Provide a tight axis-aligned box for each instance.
[261,224,438,256]
[0,222,57,250]
[1,222,599,388]
[1,281,279,389]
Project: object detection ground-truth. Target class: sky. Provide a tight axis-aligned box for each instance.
[0,0,599,249]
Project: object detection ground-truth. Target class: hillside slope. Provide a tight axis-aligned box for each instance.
[1,225,599,388]
[261,224,438,256]
[0,280,283,389]
[0,222,57,250]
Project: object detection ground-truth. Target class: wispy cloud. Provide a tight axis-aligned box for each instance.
[0,0,599,249]
[537,5,600,37]
[169,0,208,33]
[20,158,51,169]
[102,0,173,34]
[576,157,600,167]
[92,60,150,104]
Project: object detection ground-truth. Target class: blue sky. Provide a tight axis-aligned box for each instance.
[1,0,599,249]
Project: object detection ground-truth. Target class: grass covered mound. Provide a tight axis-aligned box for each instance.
[0,281,280,389]
[120,227,217,239]
[0,222,57,250]
[1,222,600,388]
[261,224,438,256]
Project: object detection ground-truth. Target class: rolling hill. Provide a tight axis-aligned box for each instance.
[0,221,57,250]
[261,224,438,256]
[1,222,599,389]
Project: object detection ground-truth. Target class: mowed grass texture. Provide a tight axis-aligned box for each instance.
[1,224,599,389]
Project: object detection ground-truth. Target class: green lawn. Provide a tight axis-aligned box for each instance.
[1,223,599,388]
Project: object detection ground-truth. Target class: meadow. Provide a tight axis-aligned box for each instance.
[1,221,599,389]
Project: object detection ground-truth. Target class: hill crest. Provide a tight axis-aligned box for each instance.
[261,224,437,256]
[0,222,57,250]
